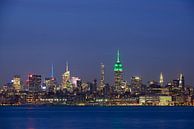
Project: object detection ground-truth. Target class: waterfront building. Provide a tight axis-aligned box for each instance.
[139,95,159,105]
[139,95,172,106]
[159,96,172,106]
[172,95,187,105]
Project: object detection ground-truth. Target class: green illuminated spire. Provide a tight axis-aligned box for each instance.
[114,50,123,72]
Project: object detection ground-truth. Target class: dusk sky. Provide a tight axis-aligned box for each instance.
[0,0,194,86]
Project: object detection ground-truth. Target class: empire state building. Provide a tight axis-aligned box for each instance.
[114,50,123,91]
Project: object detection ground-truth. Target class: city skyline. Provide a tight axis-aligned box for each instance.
[1,0,194,86]
[1,50,193,107]
[0,50,191,87]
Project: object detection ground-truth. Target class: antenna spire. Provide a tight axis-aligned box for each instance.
[66,61,69,72]
[51,64,54,78]
[160,72,164,86]
[117,49,120,62]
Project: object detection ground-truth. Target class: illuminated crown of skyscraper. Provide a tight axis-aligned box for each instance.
[114,50,123,72]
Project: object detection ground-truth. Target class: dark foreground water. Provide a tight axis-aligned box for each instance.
[0,106,194,129]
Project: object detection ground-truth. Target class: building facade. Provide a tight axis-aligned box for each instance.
[13,75,21,91]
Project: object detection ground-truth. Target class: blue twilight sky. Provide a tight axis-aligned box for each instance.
[0,0,194,86]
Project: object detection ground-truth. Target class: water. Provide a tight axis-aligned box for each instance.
[0,106,194,129]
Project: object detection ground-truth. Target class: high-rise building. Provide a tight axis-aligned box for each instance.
[104,83,111,97]
[42,64,57,92]
[172,80,179,87]
[62,62,71,90]
[44,77,57,92]
[13,75,21,91]
[28,74,41,92]
[89,79,97,94]
[71,77,81,87]
[130,76,142,95]
[98,63,105,91]
[179,73,185,88]
[114,50,123,92]
[77,80,82,92]
[160,72,164,86]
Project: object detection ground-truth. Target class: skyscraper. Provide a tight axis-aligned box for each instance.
[42,64,57,92]
[89,79,97,94]
[62,62,71,90]
[13,75,21,91]
[130,76,142,95]
[179,73,185,88]
[114,50,123,92]
[71,77,81,87]
[28,74,41,92]
[160,72,164,86]
[98,63,105,91]
[44,77,57,92]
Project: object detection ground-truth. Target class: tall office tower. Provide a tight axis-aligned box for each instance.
[98,63,105,91]
[179,73,185,88]
[71,77,81,87]
[89,79,97,94]
[130,76,142,95]
[77,80,82,92]
[104,83,111,97]
[13,75,21,91]
[42,64,57,92]
[159,72,164,86]
[28,74,41,92]
[44,77,56,92]
[114,50,123,92]
[172,80,179,87]
[62,62,71,89]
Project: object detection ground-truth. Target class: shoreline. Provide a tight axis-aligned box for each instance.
[1,104,194,107]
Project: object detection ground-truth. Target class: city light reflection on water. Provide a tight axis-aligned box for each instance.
[27,118,35,129]
[0,106,194,129]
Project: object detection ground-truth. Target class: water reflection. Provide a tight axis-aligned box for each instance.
[0,106,193,129]
[27,118,35,129]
